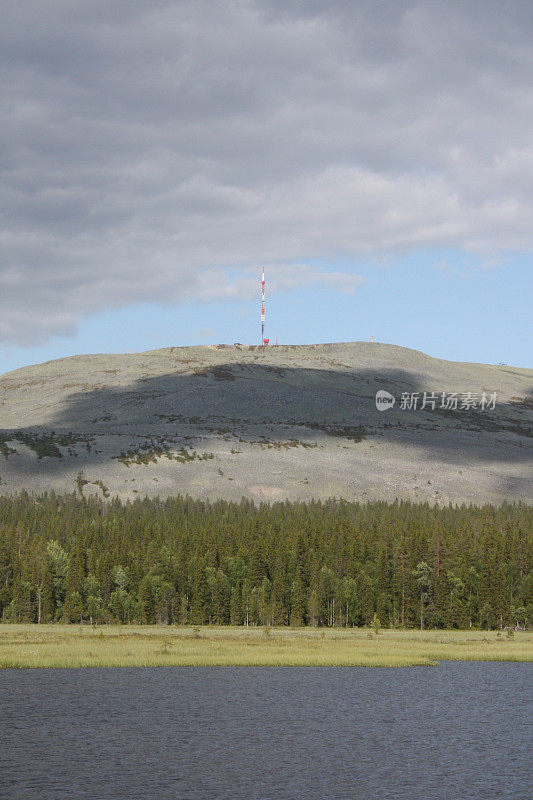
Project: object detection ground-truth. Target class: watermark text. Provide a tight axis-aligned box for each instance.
[376,390,498,412]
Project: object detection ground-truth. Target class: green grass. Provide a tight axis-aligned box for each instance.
[1,625,532,668]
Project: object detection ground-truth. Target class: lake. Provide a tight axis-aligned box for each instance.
[1,662,531,799]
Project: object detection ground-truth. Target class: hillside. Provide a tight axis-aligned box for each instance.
[0,342,531,504]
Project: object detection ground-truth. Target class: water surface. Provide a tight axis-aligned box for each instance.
[1,661,531,800]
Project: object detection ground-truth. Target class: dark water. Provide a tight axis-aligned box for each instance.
[1,662,531,800]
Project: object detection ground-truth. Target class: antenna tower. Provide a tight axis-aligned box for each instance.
[261,266,265,345]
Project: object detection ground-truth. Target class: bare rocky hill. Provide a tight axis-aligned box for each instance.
[0,342,531,504]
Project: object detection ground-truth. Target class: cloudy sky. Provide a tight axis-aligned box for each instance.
[1,0,532,372]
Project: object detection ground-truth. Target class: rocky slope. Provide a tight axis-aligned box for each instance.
[0,342,531,504]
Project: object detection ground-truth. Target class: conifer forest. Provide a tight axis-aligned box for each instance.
[1,493,531,630]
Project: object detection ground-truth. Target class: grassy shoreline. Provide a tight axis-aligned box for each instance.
[1,625,532,668]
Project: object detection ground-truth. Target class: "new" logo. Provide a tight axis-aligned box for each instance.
[375,390,396,411]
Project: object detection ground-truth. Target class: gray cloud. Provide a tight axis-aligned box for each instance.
[1,0,531,344]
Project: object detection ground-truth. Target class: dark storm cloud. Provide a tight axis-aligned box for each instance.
[1,0,531,344]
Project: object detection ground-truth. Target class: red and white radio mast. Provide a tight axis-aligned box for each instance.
[261,266,268,345]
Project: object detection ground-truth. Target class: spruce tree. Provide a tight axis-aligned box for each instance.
[290,566,306,626]
[65,542,86,622]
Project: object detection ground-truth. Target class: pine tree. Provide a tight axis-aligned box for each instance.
[271,568,287,625]
[45,539,68,617]
[358,571,374,626]
[139,576,155,624]
[230,582,243,625]
[213,570,229,625]
[191,565,212,624]
[318,566,336,626]
[40,561,54,623]
[308,588,320,627]
[65,542,86,622]
[12,577,34,622]
[290,566,306,626]
[412,561,432,630]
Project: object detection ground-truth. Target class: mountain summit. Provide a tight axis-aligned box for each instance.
[0,342,531,504]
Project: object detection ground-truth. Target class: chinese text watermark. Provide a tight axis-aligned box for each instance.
[376,390,498,412]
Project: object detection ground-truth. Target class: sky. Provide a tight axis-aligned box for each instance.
[1,0,532,374]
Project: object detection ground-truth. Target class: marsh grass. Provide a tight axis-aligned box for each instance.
[1,626,532,668]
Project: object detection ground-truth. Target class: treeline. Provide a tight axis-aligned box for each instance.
[0,493,531,630]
